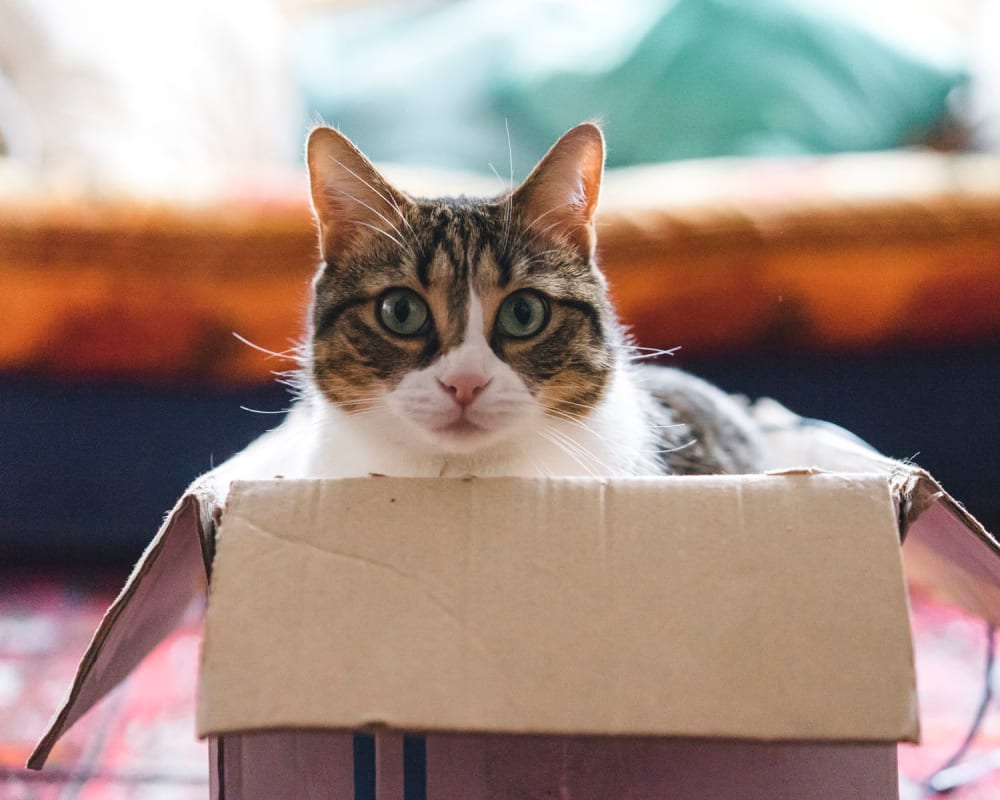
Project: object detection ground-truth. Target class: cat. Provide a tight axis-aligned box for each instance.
[209,123,763,489]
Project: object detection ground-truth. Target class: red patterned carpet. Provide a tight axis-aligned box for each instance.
[1,571,205,800]
[1,569,999,799]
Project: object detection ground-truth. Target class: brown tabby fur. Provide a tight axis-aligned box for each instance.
[311,191,614,420]
[306,124,764,475]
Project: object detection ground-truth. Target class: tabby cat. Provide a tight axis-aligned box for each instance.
[211,123,762,485]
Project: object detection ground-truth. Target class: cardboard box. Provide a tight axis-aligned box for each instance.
[27,412,1000,799]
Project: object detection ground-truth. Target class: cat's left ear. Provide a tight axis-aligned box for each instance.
[307,126,413,264]
[510,123,604,262]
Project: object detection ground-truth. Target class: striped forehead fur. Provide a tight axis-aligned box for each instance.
[309,192,617,415]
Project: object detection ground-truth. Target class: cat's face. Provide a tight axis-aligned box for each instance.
[306,124,616,456]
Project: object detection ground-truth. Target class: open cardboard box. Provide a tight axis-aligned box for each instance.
[27,403,1000,799]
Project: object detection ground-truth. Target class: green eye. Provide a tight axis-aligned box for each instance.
[497,290,548,338]
[378,288,430,337]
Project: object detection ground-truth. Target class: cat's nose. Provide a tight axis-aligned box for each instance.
[439,373,490,407]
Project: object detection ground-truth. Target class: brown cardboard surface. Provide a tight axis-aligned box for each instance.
[28,486,214,768]
[197,474,918,743]
[904,492,1000,625]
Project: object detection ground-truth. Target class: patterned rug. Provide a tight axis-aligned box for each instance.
[1,568,999,799]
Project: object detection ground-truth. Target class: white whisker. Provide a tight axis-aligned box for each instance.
[657,439,698,455]
[488,162,508,194]
[328,155,421,250]
[333,187,414,256]
[542,396,598,413]
[240,406,291,415]
[612,343,682,361]
[504,117,514,251]
[544,409,618,450]
[530,218,570,241]
[540,430,600,477]
[519,200,577,240]
[354,220,412,254]
[232,332,303,362]
[542,423,615,475]
[330,397,383,410]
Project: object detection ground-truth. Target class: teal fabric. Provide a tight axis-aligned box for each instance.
[293,0,966,175]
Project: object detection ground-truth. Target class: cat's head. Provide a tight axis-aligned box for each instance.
[305,123,619,457]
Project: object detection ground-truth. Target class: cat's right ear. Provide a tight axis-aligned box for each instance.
[306,126,412,264]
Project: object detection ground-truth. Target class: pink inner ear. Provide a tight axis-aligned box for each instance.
[307,127,409,260]
[512,125,604,258]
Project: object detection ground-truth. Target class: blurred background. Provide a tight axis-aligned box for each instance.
[3,0,1000,564]
[0,0,1000,563]
[2,2,1000,796]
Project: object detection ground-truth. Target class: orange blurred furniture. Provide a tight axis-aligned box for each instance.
[2,150,1000,387]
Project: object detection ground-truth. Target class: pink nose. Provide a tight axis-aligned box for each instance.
[439,373,490,406]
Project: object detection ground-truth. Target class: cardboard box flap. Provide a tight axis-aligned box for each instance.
[198,474,918,743]
[751,398,1000,624]
[28,481,218,769]
[894,468,1000,625]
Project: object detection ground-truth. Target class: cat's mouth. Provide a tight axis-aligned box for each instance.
[434,417,486,438]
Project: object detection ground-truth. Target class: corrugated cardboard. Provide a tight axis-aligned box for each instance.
[29,487,215,768]
[199,474,916,742]
[27,427,1000,798]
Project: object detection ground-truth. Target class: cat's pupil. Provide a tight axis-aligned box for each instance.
[393,297,411,323]
[513,298,533,326]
